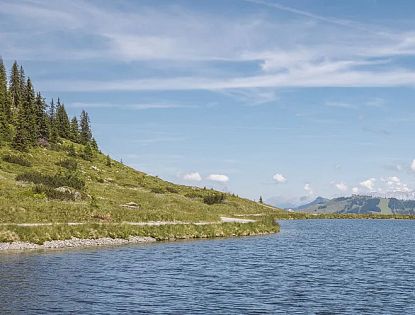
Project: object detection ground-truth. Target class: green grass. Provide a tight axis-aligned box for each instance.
[0,140,283,244]
[0,216,280,244]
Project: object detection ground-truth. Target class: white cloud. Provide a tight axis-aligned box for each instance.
[69,102,189,110]
[207,174,229,183]
[411,159,415,171]
[304,183,313,196]
[182,172,202,181]
[273,173,287,183]
[352,187,359,194]
[360,178,376,190]
[335,182,348,192]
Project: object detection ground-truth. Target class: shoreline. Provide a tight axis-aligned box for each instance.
[0,236,157,252]
[0,231,278,253]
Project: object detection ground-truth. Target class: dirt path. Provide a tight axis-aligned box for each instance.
[0,217,256,227]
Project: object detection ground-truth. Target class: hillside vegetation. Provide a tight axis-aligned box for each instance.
[296,195,415,215]
[0,141,285,244]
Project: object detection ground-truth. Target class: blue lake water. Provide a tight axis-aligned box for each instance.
[1,219,414,314]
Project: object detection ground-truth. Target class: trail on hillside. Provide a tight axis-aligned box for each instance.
[0,217,256,227]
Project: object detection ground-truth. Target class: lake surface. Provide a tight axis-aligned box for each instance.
[1,219,414,314]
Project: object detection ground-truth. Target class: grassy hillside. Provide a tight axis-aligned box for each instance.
[0,141,282,244]
[297,195,415,215]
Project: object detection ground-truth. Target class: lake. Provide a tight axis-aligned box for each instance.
[1,219,414,314]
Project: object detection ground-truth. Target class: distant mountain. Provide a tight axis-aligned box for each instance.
[296,195,415,215]
[295,196,329,210]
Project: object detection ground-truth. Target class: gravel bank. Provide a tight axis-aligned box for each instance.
[0,236,156,252]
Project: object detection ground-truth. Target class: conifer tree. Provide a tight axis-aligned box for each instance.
[91,137,98,151]
[49,124,59,145]
[0,57,10,121]
[9,61,21,114]
[24,78,36,145]
[55,99,70,138]
[49,98,55,121]
[12,79,35,151]
[259,196,263,204]
[34,92,49,140]
[79,110,92,144]
[82,142,93,161]
[106,154,111,167]
[69,116,79,142]
[19,65,26,101]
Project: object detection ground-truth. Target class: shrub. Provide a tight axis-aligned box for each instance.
[16,171,85,190]
[2,154,32,167]
[165,186,179,194]
[185,191,204,199]
[56,159,78,171]
[33,185,75,201]
[150,187,166,194]
[81,143,93,161]
[203,193,225,205]
[67,144,77,157]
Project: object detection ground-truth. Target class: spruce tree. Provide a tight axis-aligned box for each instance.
[106,154,111,167]
[49,98,55,121]
[55,99,70,138]
[79,110,92,144]
[0,57,11,143]
[91,137,98,150]
[82,142,93,161]
[69,116,79,142]
[34,92,49,140]
[24,78,36,145]
[12,79,34,151]
[0,57,10,121]
[19,65,26,101]
[9,61,21,114]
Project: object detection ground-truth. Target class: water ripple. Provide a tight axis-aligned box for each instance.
[0,219,415,314]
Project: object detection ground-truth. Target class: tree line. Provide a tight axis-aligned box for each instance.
[0,58,97,151]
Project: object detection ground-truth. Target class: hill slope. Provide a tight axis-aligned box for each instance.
[0,141,282,244]
[297,195,415,215]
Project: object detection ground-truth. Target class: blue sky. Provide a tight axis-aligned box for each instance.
[2,0,415,206]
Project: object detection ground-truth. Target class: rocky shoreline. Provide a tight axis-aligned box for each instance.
[0,236,156,252]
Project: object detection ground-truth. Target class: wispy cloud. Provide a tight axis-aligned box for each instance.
[69,102,192,110]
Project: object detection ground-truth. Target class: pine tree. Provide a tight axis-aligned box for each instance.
[9,61,21,114]
[0,57,11,143]
[106,154,111,167]
[82,142,93,161]
[49,124,59,145]
[55,99,70,138]
[19,65,26,101]
[259,196,263,204]
[49,98,56,121]
[24,78,36,145]
[13,78,37,150]
[69,116,79,142]
[79,110,92,144]
[91,137,98,150]
[0,57,10,121]
[34,92,49,140]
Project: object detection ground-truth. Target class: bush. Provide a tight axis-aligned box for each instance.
[150,187,166,194]
[165,186,179,194]
[203,193,225,205]
[16,171,85,190]
[2,154,32,167]
[33,185,75,201]
[56,159,78,171]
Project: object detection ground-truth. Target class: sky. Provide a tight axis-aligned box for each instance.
[2,0,415,206]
